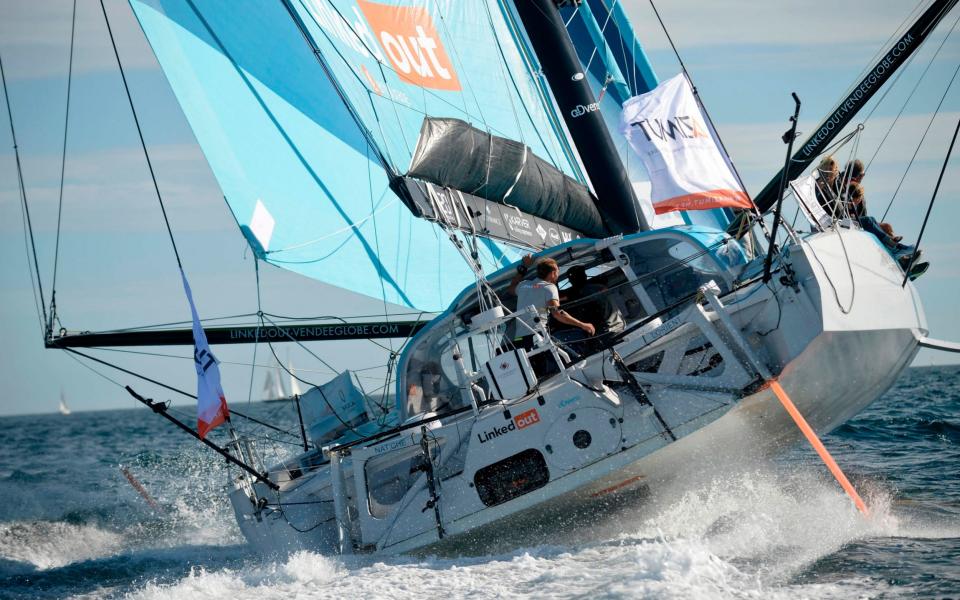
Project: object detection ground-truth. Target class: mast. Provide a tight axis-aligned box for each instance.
[753,0,959,212]
[512,0,650,234]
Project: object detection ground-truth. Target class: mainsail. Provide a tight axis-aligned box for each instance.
[129,0,589,311]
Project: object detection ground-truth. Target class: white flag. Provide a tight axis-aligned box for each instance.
[180,269,229,439]
[621,74,753,214]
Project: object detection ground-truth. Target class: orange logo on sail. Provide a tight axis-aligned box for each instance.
[357,0,461,91]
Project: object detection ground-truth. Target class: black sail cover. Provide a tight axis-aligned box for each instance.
[406,118,608,238]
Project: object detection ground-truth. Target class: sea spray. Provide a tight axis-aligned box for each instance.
[0,367,957,598]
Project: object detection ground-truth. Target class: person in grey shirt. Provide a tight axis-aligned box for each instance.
[508,255,595,350]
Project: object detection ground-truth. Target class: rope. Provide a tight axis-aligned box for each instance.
[804,230,856,314]
[880,54,960,221]
[902,115,960,285]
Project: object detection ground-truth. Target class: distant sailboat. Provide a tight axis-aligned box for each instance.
[261,364,288,403]
[261,355,301,402]
[288,359,303,398]
[58,390,71,416]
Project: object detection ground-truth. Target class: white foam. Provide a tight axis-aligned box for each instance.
[0,521,125,570]
[121,462,955,599]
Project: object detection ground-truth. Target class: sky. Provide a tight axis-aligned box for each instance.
[1,0,958,416]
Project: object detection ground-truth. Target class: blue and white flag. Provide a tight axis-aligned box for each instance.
[180,269,229,438]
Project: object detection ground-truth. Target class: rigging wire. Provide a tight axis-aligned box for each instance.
[880,55,960,221]
[581,0,619,76]
[62,347,300,437]
[247,259,264,406]
[282,0,397,174]
[0,49,49,333]
[866,11,960,173]
[902,115,960,285]
[363,142,396,361]
[50,0,78,335]
[646,0,754,214]
[830,1,927,108]
[432,0,490,133]
[88,346,389,381]
[100,0,183,269]
[16,184,45,336]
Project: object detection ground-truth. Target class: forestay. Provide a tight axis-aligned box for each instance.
[128,0,581,311]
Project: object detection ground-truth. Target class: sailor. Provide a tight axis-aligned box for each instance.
[815,156,841,216]
[845,181,867,219]
[838,159,866,200]
[842,163,926,276]
[556,265,624,355]
[508,255,594,372]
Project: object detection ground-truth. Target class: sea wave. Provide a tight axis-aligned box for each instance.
[120,462,958,600]
[0,521,126,571]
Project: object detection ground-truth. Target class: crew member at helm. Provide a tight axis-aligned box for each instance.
[508,255,594,372]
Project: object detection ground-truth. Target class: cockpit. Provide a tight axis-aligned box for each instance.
[397,227,747,422]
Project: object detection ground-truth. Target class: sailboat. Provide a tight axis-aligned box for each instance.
[261,368,288,403]
[262,355,302,402]
[11,0,959,556]
[58,390,71,416]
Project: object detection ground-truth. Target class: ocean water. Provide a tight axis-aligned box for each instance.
[1,366,958,599]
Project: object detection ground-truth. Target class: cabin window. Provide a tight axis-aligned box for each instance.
[364,444,421,519]
[402,329,460,419]
[621,237,732,313]
[364,438,447,519]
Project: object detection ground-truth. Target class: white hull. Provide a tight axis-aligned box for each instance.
[230,228,926,556]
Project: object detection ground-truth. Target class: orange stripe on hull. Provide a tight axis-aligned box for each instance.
[591,475,646,498]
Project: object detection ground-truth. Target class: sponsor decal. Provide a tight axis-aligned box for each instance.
[228,324,401,340]
[505,213,533,237]
[570,103,600,118]
[477,408,540,443]
[514,408,540,429]
[483,204,504,227]
[535,223,547,241]
[356,0,461,91]
[644,314,683,344]
[547,227,560,244]
[629,115,710,143]
[375,437,411,454]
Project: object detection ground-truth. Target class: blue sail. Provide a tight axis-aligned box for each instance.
[128,0,578,311]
